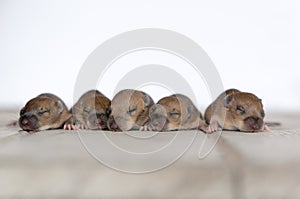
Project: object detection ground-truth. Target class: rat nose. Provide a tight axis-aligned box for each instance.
[114,117,132,131]
[256,118,263,127]
[19,114,39,131]
[107,116,121,131]
[99,120,106,126]
[21,118,30,126]
[244,117,263,131]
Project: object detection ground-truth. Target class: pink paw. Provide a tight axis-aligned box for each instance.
[64,123,87,130]
[63,124,77,130]
[201,123,221,134]
[263,124,270,131]
[140,125,152,131]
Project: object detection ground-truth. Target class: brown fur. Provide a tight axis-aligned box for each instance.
[142,94,208,132]
[204,89,266,133]
[19,93,71,132]
[64,90,111,130]
[107,89,154,131]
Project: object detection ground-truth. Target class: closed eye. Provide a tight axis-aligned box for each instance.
[84,107,91,113]
[169,112,180,117]
[127,108,136,115]
[236,106,246,114]
[38,109,50,115]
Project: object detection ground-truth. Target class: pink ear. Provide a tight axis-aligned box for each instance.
[187,105,193,120]
[55,101,63,113]
[142,93,153,107]
[223,94,233,108]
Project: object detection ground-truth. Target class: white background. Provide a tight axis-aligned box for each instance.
[1,0,299,112]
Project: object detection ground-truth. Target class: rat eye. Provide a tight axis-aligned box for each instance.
[127,108,136,115]
[261,110,265,117]
[38,108,50,115]
[169,112,180,117]
[236,106,246,114]
[84,107,91,113]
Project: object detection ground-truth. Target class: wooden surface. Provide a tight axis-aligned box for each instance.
[0,110,300,199]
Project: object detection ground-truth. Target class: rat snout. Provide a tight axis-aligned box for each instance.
[87,113,108,130]
[97,112,108,120]
[20,118,30,127]
[244,117,264,131]
[97,113,108,127]
[19,113,39,131]
[149,116,167,131]
[96,113,108,129]
[113,116,132,131]
[107,116,121,131]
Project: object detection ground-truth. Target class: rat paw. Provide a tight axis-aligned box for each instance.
[64,123,87,130]
[64,123,75,130]
[263,124,270,131]
[140,125,152,131]
[202,122,221,134]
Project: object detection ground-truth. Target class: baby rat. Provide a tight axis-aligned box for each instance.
[19,93,71,133]
[141,94,208,132]
[107,89,154,131]
[204,89,268,133]
[64,90,111,130]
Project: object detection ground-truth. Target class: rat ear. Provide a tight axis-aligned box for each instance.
[149,104,167,117]
[187,105,193,120]
[142,93,153,108]
[223,94,233,108]
[55,100,64,113]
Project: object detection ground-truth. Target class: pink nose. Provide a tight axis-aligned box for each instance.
[21,118,30,126]
[99,121,106,126]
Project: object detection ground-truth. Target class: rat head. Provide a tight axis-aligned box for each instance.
[109,89,154,131]
[19,94,66,132]
[150,94,195,131]
[224,92,265,132]
[147,104,168,131]
[76,95,110,130]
